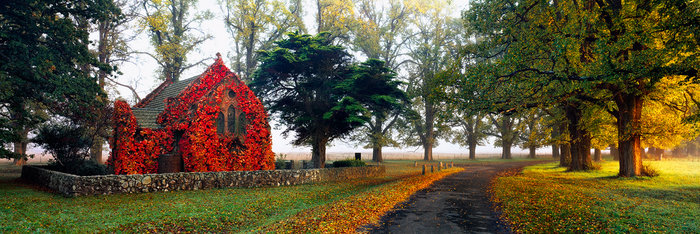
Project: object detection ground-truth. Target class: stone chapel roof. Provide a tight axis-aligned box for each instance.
[131,76,198,129]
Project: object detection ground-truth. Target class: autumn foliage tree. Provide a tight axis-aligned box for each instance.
[461,0,699,176]
[221,0,305,81]
[140,0,212,81]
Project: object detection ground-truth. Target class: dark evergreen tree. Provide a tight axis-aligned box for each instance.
[252,32,364,168]
[338,59,407,162]
[0,0,118,163]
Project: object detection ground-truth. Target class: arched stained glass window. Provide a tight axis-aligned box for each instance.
[227,105,236,134]
[216,112,225,135]
[237,112,247,139]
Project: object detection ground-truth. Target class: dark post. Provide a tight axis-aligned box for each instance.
[422,165,426,175]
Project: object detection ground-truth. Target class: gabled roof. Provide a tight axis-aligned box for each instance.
[131,108,162,129]
[131,76,198,129]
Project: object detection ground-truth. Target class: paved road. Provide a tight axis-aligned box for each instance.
[366,161,548,234]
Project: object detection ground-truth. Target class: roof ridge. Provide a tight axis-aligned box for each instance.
[134,79,173,108]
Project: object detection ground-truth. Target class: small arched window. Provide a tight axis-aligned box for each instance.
[216,112,225,135]
[227,105,236,134]
[237,112,247,138]
[228,90,236,99]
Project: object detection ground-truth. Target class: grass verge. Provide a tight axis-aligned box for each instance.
[0,160,461,233]
[490,160,700,233]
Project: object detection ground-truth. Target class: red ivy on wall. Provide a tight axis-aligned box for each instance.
[109,100,171,174]
[108,57,274,174]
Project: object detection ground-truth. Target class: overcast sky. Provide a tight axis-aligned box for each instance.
[106,0,547,156]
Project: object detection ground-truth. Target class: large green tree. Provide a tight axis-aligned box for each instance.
[401,5,457,161]
[449,112,488,160]
[518,110,550,159]
[252,32,365,168]
[339,59,406,162]
[462,0,699,176]
[486,114,522,159]
[332,0,416,162]
[0,0,117,164]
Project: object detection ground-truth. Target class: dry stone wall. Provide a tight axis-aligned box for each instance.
[21,166,385,197]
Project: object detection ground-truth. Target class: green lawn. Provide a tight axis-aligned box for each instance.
[491,159,700,233]
[0,160,463,232]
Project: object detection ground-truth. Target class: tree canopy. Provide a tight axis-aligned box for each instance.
[0,0,118,161]
[460,0,699,176]
[339,58,407,162]
[252,32,363,168]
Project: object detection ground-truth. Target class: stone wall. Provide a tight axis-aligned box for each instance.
[21,166,385,197]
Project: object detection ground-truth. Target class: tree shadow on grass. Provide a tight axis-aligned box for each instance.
[615,187,700,204]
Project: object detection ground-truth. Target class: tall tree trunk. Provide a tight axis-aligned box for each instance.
[552,144,560,158]
[372,143,382,162]
[10,105,29,166]
[244,20,256,81]
[551,124,560,158]
[316,0,323,33]
[615,93,643,177]
[468,139,477,160]
[372,120,383,162]
[423,143,433,161]
[560,143,571,167]
[423,101,435,161]
[90,21,109,164]
[13,138,28,166]
[528,146,536,158]
[566,104,592,171]
[502,140,512,159]
[594,148,602,162]
[610,145,620,160]
[311,135,328,168]
[90,140,103,164]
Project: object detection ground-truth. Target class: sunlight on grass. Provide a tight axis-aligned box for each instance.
[0,161,461,232]
[490,160,700,233]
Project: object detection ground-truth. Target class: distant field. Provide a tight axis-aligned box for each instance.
[279,152,539,161]
[491,159,700,233]
[0,152,543,165]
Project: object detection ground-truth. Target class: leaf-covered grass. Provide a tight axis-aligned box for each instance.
[490,160,700,233]
[261,167,463,233]
[0,160,461,232]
